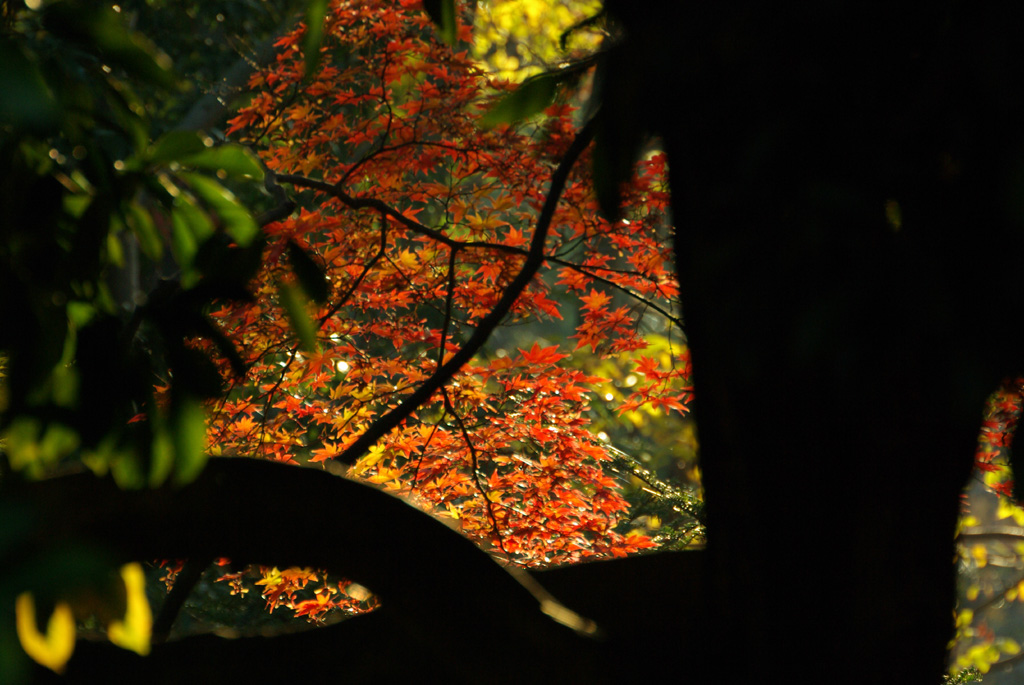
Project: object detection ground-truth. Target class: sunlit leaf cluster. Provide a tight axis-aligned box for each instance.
[206,0,689,613]
[472,0,604,81]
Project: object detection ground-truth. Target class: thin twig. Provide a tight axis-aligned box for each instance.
[438,247,459,367]
[444,390,510,560]
[327,117,596,466]
[275,176,682,328]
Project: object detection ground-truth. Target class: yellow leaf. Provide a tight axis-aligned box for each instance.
[256,567,283,588]
[107,563,152,656]
[350,384,376,402]
[16,593,76,673]
[397,249,419,270]
[366,465,402,487]
[351,443,387,476]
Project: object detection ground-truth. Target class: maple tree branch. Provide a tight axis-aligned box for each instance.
[410,413,446,490]
[438,246,459,367]
[444,390,510,560]
[272,174,681,329]
[256,170,297,226]
[317,210,388,327]
[287,117,596,466]
[255,343,302,455]
[277,173,461,249]
[545,256,683,327]
[358,138,478,163]
[335,46,396,187]
[151,554,213,645]
[9,458,611,682]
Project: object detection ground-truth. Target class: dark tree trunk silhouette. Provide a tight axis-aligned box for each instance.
[608,2,1024,681]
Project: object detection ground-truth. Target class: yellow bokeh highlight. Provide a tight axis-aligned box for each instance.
[16,562,153,672]
[107,563,152,656]
[997,494,1024,526]
[15,593,76,674]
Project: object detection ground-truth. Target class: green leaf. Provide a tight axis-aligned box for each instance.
[125,201,162,260]
[104,225,126,271]
[3,419,80,476]
[111,451,145,490]
[278,280,319,353]
[181,173,258,246]
[170,207,198,271]
[170,195,216,278]
[148,428,174,488]
[66,302,95,328]
[173,196,215,242]
[287,240,329,303]
[480,73,561,129]
[147,131,207,164]
[171,393,208,485]
[423,0,457,45]
[179,145,265,181]
[302,0,330,80]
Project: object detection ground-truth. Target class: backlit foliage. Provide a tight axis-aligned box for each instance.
[952,379,1024,678]
[472,0,604,81]
[205,0,688,620]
